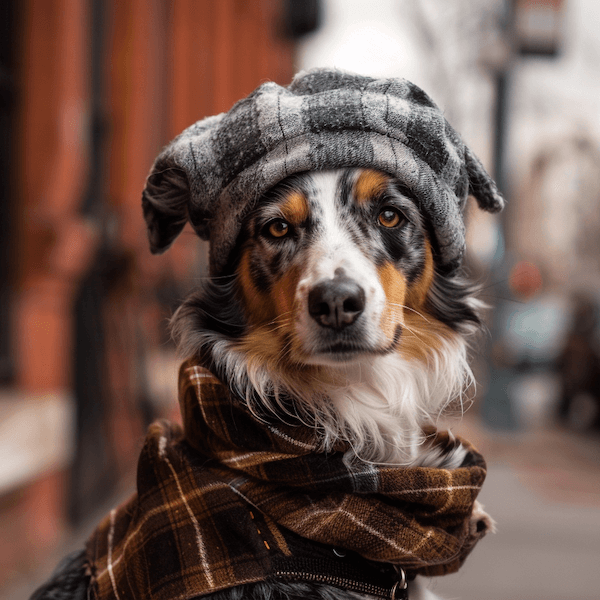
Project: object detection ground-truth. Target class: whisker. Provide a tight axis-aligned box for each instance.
[387,302,431,323]
[400,324,427,344]
[267,320,293,334]
[267,311,295,327]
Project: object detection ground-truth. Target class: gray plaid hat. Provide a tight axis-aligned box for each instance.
[142,68,503,274]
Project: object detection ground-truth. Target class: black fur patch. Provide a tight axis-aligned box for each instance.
[426,272,482,334]
[177,279,247,340]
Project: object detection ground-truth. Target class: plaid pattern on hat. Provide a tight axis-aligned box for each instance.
[87,359,489,600]
[142,68,503,275]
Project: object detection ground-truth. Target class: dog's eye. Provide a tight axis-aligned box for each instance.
[265,219,291,239]
[378,207,404,228]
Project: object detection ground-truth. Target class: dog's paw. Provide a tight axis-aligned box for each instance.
[411,430,468,469]
[469,500,496,536]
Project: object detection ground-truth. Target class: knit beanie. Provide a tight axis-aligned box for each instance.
[142,68,504,275]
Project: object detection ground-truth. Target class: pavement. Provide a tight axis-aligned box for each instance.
[432,419,600,600]
[5,419,600,600]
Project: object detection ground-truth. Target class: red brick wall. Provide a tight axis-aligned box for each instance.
[3,0,295,587]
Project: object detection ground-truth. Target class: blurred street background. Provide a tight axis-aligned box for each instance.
[1,1,600,599]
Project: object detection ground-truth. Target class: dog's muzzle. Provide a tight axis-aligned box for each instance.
[308,268,366,330]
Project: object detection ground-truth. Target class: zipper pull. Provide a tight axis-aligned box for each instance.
[390,567,408,600]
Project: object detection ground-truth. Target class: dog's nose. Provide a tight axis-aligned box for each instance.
[308,271,366,329]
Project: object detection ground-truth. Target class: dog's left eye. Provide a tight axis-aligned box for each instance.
[378,207,404,228]
[264,219,291,239]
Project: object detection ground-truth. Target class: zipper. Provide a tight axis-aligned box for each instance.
[275,568,408,599]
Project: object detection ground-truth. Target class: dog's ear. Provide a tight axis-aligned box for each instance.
[142,159,207,254]
[464,146,505,214]
[142,117,224,254]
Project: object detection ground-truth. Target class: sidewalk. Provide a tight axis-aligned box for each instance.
[433,419,600,600]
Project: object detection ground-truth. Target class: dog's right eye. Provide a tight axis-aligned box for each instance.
[264,219,291,239]
[378,207,405,229]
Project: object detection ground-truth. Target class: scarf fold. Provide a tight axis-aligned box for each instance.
[87,359,489,600]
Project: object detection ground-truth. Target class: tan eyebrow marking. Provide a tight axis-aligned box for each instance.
[354,169,390,205]
[280,191,309,225]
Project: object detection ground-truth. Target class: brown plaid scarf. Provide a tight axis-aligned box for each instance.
[87,359,488,600]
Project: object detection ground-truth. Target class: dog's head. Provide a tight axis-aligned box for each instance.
[142,70,503,462]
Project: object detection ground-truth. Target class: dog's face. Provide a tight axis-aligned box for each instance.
[234,168,458,369]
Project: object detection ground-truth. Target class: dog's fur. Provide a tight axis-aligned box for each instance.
[31,168,487,600]
[173,169,480,467]
[169,168,486,600]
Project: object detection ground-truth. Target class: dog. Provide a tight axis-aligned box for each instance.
[171,167,494,599]
[170,168,494,600]
[31,69,502,600]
